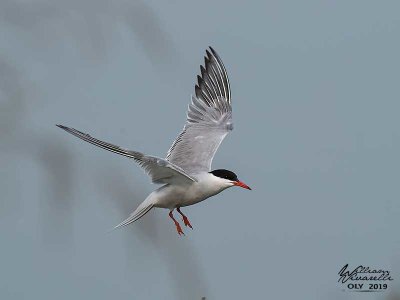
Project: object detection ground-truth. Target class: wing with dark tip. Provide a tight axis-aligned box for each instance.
[57,125,196,185]
[166,47,233,174]
[195,47,231,105]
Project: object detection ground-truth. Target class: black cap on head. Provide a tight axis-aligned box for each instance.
[209,169,238,181]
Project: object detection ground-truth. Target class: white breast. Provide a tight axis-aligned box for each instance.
[153,173,231,209]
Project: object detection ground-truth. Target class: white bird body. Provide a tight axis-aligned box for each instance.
[153,172,232,209]
[57,47,251,235]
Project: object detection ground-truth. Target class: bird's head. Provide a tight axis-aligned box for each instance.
[209,169,251,190]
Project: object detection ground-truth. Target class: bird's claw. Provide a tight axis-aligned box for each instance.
[182,216,193,229]
[175,223,185,235]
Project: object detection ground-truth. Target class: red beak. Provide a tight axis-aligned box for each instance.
[234,180,251,190]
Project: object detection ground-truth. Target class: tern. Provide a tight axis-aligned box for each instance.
[57,47,251,235]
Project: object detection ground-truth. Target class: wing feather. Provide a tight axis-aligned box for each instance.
[57,125,196,185]
[166,47,233,174]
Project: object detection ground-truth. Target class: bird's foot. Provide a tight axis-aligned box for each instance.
[174,221,184,235]
[169,210,184,236]
[182,216,193,229]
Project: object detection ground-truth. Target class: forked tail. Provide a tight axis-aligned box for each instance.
[113,197,154,230]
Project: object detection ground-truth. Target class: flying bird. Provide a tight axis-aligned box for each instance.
[57,47,251,235]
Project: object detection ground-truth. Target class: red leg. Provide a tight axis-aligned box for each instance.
[169,210,184,235]
[177,207,193,229]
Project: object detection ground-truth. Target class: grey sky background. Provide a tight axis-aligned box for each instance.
[1,1,399,299]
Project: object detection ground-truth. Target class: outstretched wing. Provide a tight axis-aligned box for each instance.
[166,47,233,174]
[57,125,196,185]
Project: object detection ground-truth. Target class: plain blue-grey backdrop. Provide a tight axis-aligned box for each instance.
[1,1,399,299]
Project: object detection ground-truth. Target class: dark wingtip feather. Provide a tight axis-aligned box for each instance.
[206,47,231,101]
[194,85,202,98]
[193,47,231,107]
[205,49,212,60]
[209,47,224,65]
[200,65,206,75]
[208,46,217,57]
[197,75,203,86]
